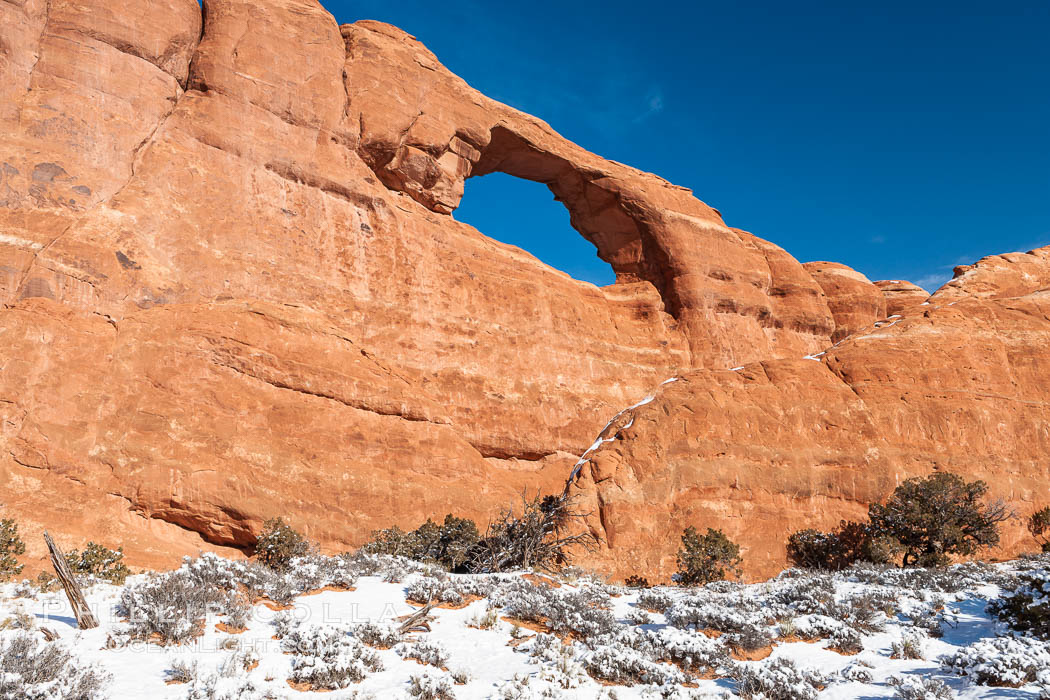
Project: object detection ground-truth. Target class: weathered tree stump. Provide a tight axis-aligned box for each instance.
[43,531,98,630]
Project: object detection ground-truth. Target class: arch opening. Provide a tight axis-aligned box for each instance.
[454,172,616,287]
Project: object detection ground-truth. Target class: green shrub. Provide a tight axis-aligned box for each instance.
[868,472,1011,567]
[366,514,480,573]
[675,526,742,586]
[1027,506,1050,553]
[786,520,895,570]
[65,542,131,585]
[0,517,26,581]
[256,517,309,570]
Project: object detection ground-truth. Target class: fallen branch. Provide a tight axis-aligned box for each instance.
[43,531,98,630]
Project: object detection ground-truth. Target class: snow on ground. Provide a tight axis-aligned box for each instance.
[2,554,1049,699]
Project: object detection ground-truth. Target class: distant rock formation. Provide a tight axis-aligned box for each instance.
[874,280,930,316]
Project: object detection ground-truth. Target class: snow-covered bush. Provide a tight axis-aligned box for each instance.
[407,670,456,699]
[270,610,296,639]
[770,572,837,615]
[827,625,863,654]
[166,658,199,684]
[887,675,953,699]
[0,632,111,699]
[281,553,359,593]
[637,626,730,675]
[839,659,874,683]
[626,608,653,625]
[989,567,1050,638]
[397,639,450,668]
[637,588,674,613]
[282,623,383,689]
[791,615,841,641]
[63,542,131,585]
[890,631,927,660]
[354,621,402,648]
[119,567,235,644]
[255,517,309,571]
[579,643,685,686]
[491,578,618,640]
[346,552,426,581]
[182,672,287,700]
[940,635,1050,686]
[724,624,774,654]
[664,592,769,634]
[405,573,493,606]
[731,657,826,699]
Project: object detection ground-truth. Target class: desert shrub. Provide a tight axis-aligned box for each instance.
[637,588,674,613]
[1030,507,1050,553]
[282,623,383,689]
[890,631,927,660]
[941,636,1050,687]
[837,589,894,633]
[644,626,730,675]
[182,672,286,700]
[0,517,26,581]
[407,671,457,700]
[64,542,131,585]
[846,559,1005,593]
[624,575,651,588]
[868,472,1012,567]
[0,632,111,699]
[626,608,653,625]
[397,639,450,668]
[989,567,1050,638]
[366,515,480,572]
[471,493,595,574]
[725,624,774,654]
[771,572,837,615]
[664,587,772,635]
[786,520,888,570]
[165,658,199,684]
[828,626,864,654]
[255,517,308,571]
[405,573,493,606]
[119,568,232,644]
[675,527,742,586]
[492,577,618,640]
[888,675,954,700]
[33,572,59,593]
[353,621,402,648]
[839,659,874,683]
[731,657,826,700]
[578,643,686,686]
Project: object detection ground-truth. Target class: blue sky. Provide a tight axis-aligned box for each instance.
[329,0,1049,291]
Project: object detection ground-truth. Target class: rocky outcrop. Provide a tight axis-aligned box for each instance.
[931,245,1050,303]
[0,0,837,572]
[874,280,929,316]
[803,262,886,342]
[569,289,1050,580]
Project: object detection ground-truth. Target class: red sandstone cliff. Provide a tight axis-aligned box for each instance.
[1,0,1046,578]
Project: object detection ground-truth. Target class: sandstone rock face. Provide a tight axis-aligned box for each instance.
[570,290,1050,580]
[0,0,839,572]
[874,280,929,316]
[932,245,1050,303]
[803,262,886,342]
